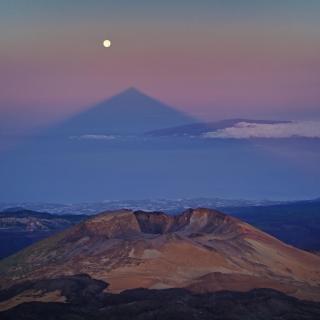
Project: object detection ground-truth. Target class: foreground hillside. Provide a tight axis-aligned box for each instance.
[1,274,320,320]
[1,208,320,303]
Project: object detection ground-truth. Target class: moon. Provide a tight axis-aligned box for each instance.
[103,39,112,48]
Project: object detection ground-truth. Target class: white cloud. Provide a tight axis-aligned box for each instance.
[203,121,320,139]
[70,134,116,140]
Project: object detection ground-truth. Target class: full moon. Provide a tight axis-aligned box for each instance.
[103,39,112,48]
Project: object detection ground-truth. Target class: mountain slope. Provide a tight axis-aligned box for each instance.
[223,199,320,251]
[1,208,320,301]
[0,209,84,231]
[0,209,85,259]
[47,88,195,136]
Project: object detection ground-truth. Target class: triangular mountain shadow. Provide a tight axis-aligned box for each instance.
[48,87,196,136]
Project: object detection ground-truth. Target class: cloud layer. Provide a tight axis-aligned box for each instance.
[203,121,320,139]
[70,135,116,140]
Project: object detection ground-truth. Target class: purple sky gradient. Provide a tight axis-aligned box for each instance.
[1,1,320,132]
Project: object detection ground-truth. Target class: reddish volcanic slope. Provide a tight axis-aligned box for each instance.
[1,208,320,301]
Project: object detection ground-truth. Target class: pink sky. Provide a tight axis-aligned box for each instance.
[1,2,320,132]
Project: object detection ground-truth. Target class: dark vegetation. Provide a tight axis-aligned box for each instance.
[1,274,320,320]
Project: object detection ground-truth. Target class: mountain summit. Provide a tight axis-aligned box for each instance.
[1,208,320,301]
[50,88,195,136]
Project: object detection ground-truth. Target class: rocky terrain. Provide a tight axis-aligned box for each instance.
[1,274,320,320]
[0,208,320,303]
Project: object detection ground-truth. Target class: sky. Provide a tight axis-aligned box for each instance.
[1,0,320,132]
[0,1,320,202]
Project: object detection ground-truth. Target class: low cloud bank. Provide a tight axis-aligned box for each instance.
[70,134,116,140]
[203,121,320,139]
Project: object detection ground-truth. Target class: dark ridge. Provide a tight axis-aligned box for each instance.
[146,119,291,137]
[1,275,320,320]
[0,274,108,306]
[0,209,86,259]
